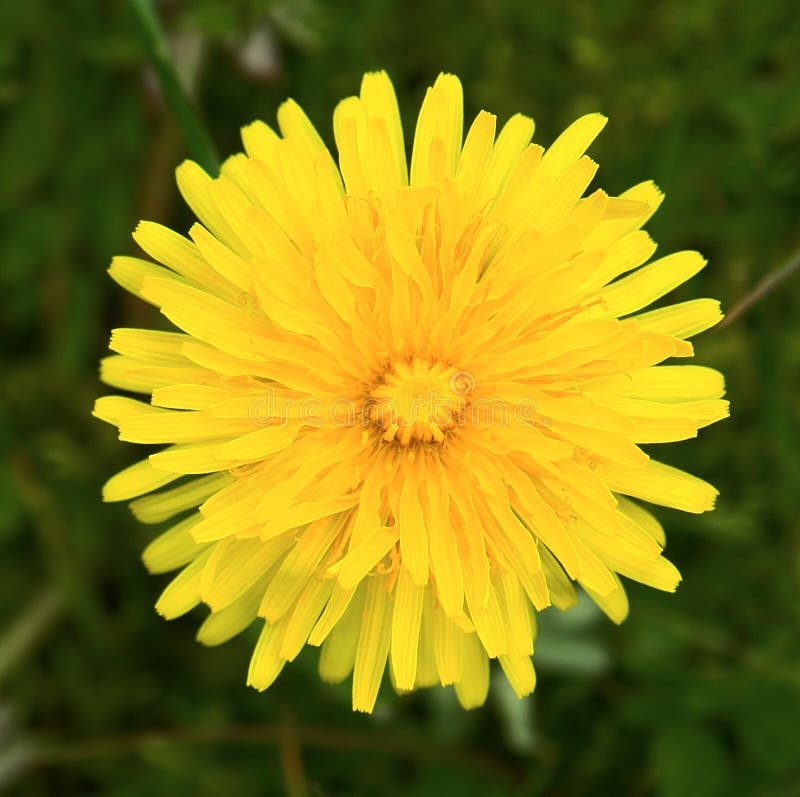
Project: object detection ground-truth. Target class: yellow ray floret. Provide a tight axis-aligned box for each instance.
[96,70,727,712]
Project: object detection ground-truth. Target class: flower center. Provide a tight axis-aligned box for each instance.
[369,359,471,445]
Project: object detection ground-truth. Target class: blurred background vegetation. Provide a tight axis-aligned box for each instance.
[2,0,800,794]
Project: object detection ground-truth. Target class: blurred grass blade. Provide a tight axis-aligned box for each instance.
[492,672,538,755]
[0,589,62,684]
[0,738,37,793]
[127,0,220,174]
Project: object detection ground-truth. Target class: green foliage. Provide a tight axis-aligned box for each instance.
[2,0,799,794]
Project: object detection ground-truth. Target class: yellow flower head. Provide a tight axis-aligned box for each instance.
[95,72,727,712]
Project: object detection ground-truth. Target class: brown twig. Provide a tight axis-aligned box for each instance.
[717,243,800,329]
[278,713,309,797]
[30,722,522,782]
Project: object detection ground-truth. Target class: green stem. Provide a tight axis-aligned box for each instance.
[127,0,220,174]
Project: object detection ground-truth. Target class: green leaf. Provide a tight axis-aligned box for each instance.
[652,724,732,797]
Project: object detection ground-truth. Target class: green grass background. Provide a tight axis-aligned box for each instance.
[2,1,800,794]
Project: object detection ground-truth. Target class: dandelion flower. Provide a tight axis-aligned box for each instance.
[95,72,727,712]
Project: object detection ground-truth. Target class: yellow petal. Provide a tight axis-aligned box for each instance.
[454,632,490,710]
[635,298,723,338]
[280,577,334,661]
[432,606,464,686]
[582,180,664,251]
[399,467,429,586]
[247,617,288,691]
[119,410,254,445]
[478,113,535,204]
[175,160,246,253]
[108,327,190,362]
[130,473,232,524]
[360,70,407,186]
[189,222,252,292]
[583,573,629,624]
[100,355,215,394]
[258,518,342,621]
[155,547,213,619]
[615,495,666,546]
[200,536,292,612]
[102,458,179,502]
[598,459,718,513]
[148,442,229,475]
[318,585,365,684]
[258,495,359,541]
[352,582,392,713]
[598,251,707,317]
[277,97,328,157]
[390,569,425,690]
[196,574,268,646]
[142,514,207,574]
[584,365,725,403]
[455,110,496,205]
[334,526,400,590]
[410,73,463,186]
[240,119,280,163]
[498,654,537,699]
[133,221,236,299]
[425,476,464,616]
[93,395,163,427]
[308,583,356,647]
[216,423,301,463]
[333,96,368,197]
[496,572,535,658]
[539,544,578,610]
[108,256,186,305]
[464,580,507,658]
[415,591,440,689]
[589,229,658,289]
[571,519,680,592]
[539,113,607,180]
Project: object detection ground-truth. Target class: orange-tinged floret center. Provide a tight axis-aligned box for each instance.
[369,358,470,445]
